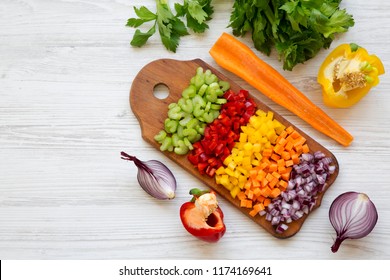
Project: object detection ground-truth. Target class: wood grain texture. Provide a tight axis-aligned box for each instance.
[130,58,339,238]
[0,0,390,259]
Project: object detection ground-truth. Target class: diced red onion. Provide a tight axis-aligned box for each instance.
[265,151,336,233]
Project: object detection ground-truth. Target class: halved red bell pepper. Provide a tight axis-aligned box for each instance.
[180,189,226,243]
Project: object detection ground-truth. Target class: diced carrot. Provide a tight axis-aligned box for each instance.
[281,151,291,160]
[294,136,306,147]
[291,153,299,164]
[263,198,271,207]
[278,165,287,173]
[262,148,273,157]
[268,162,278,172]
[302,144,310,153]
[277,158,285,167]
[261,178,269,187]
[266,173,274,182]
[249,203,265,217]
[270,187,281,198]
[271,171,281,179]
[286,126,294,134]
[278,137,287,147]
[278,180,288,190]
[249,208,257,217]
[269,177,279,188]
[281,171,290,181]
[253,188,261,197]
[295,145,303,154]
[271,153,281,161]
[237,191,246,201]
[285,159,294,167]
[256,195,265,203]
[285,141,294,151]
[290,130,301,139]
[261,186,272,197]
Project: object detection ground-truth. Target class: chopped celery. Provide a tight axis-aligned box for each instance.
[178,98,193,113]
[154,66,231,155]
[174,140,189,155]
[182,85,197,99]
[219,80,230,92]
[164,119,178,134]
[154,130,167,143]
[160,137,173,152]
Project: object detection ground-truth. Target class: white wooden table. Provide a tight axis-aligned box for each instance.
[1,0,389,260]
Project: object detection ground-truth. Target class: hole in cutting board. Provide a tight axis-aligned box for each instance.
[153,83,170,99]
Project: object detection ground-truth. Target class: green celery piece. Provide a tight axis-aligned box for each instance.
[154,130,167,143]
[183,138,194,150]
[182,85,197,99]
[218,80,230,92]
[160,136,173,151]
[186,118,199,129]
[178,98,194,113]
[202,112,214,123]
[179,113,193,127]
[174,140,189,155]
[168,105,183,120]
[165,119,178,133]
[197,84,208,96]
[172,133,180,147]
[193,104,205,118]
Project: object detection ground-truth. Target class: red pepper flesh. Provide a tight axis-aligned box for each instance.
[179,191,226,243]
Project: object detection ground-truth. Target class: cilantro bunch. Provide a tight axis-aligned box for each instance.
[126,0,213,52]
[229,0,354,70]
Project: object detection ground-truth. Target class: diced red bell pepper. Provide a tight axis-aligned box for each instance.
[187,89,257,177]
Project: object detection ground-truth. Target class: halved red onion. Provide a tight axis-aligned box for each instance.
[262,151,336,234]
[329,192,378,253]
[121,152,177,200]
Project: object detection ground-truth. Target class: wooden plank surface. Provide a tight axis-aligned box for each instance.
[1,0,390,259]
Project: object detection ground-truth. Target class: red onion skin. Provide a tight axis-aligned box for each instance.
[121,152,177,200]
[329,192,378,253]
[331,237,346,253]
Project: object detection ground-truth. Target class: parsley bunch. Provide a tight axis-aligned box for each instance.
[126,0,213,52]
[229,0,354,70]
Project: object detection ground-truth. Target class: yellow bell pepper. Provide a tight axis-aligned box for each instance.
[317,43,385,108]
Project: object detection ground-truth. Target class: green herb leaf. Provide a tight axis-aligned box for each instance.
[126,0,214,52]
[126,6,156,28]
[229,0,354,70]
[130,25,156,47]
[178,0,214,33]
[188,1,208,24]
[134,6,157,21]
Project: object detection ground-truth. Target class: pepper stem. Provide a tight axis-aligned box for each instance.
[350,43,360,52]
[189,188,209,202]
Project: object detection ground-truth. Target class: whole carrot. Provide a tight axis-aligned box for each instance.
[209,33,353,146]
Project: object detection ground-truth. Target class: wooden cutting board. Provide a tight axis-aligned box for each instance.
[130,58,339,238]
